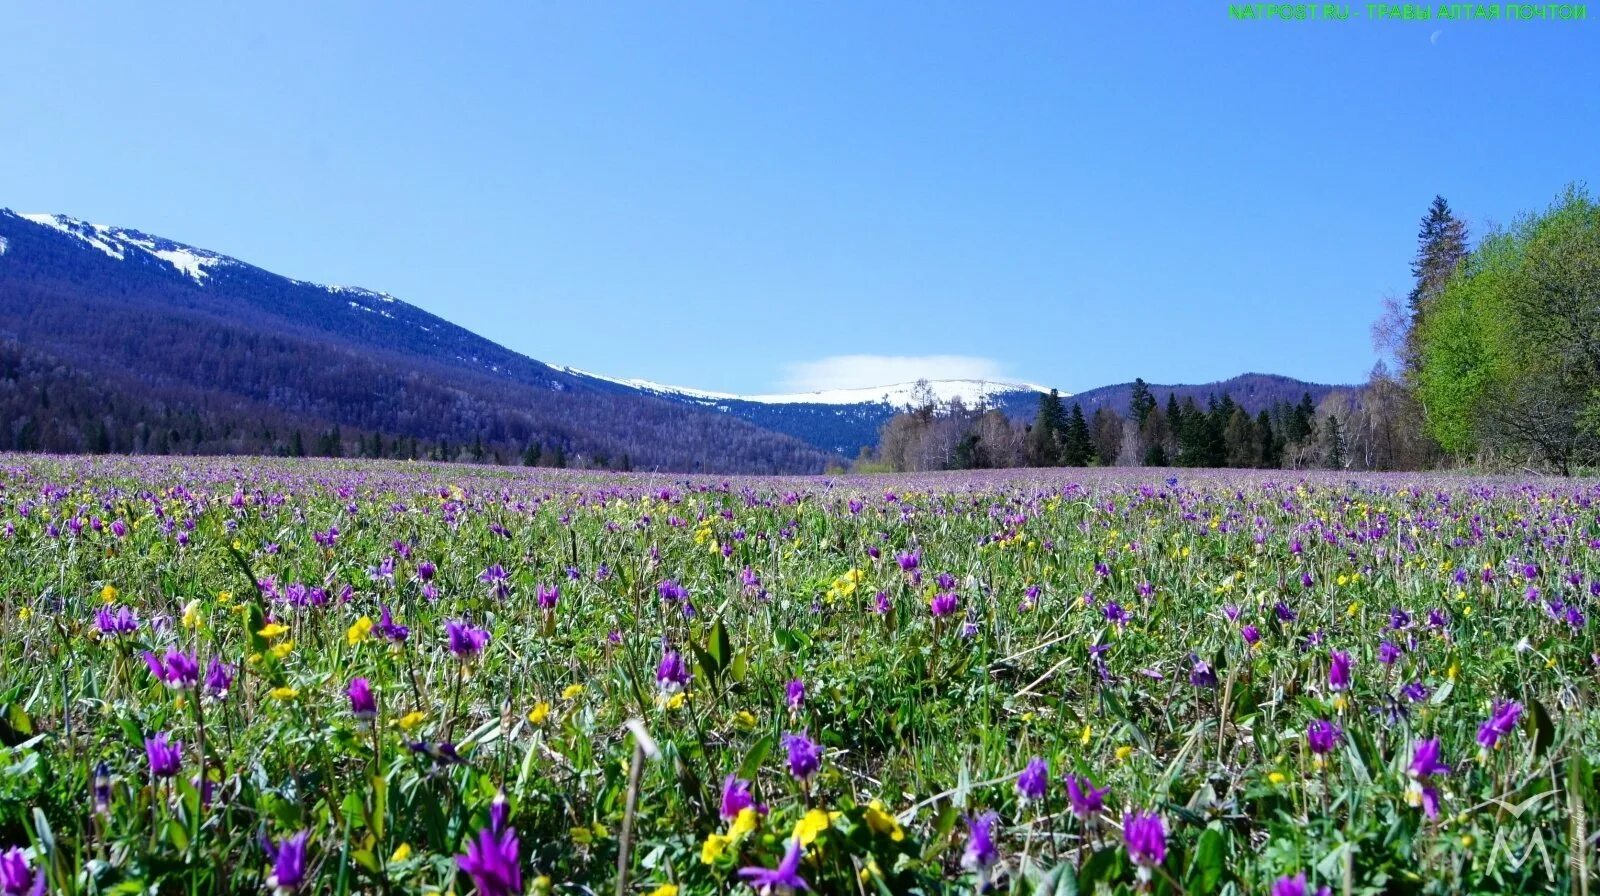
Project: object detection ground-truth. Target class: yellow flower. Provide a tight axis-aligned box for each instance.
[101,585,118,603]
[1115,745,1134,762]
[663,692,687,711]
[1268,771,1286,785]
[528,701,552,725]
[1447,662,1460,681]
[562,684,585,700]
[729,807,760,838]
[733,710,758,729]
[793,808,835,846]
[1080,724,1093,746]
[863,800,903,841]
[700,833,730,864]
[269,686,299,701]
[389,843,412,863]
[396,710,426,731]
[17,607,31,621]
[649,886,679,896]
[1346,601,1363,617]
[216,590,232,604]
[182,599,203,630]
[269,641,294,660]
[257,622,290,639]
[347,615,374,646]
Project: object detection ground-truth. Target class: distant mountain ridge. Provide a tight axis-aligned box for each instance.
[0,208,1340,466]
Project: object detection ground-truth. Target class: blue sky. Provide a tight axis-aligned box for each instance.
[3,3,1595,394]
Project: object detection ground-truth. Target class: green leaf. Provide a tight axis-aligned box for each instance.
[1530,699,1555,756]
[708,619,732,673]
[1187,826,1226,894]
[738,735,773,782]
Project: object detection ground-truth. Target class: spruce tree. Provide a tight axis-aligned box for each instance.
[1028,390,1068,466]
[1128,378,1156,426]
[1063,403,1093,466]
[1404,196,1470,373]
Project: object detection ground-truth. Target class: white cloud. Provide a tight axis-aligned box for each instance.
[779,354,1012,392]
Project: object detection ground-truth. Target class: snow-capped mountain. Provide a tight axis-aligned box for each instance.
[20,213,238,283]
[550,365,1052,408]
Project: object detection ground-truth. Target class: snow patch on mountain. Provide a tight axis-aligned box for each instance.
[0,236,8,256]
[550,364,1054,408]
[20,213,233,283]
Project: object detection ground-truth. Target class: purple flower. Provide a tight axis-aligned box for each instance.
[94,605,139,637]
[1064,774,1109,819]
[1122,811,1166,867]
[1378,641,1401,665]
[1016,757,1049,803]
[536,584,559,610]
[266,830,310,892]
[720,775,757,821]
[446,621,490,658]
[416,561,436,582]
[896,550,920,572]
[1400,680,1430,703]
[141,648,201,689]
[375,605,410,642]
[785,679,805,711]
[1476,701,1523,750]
[960,811,1000,876]
[782,732,821,781]
[204,656,235,699]
[1328,650,1352,692]
[348,677,377,721]
[1189,654,1218,689]
[656,649,692,694]
[145,732,182,779]
[738,837,809,893]
[930,591,959,618]
[1103,601,1131,625]
[1409,737,1450,779]
[1241,625,1262,646]
[0,847,43,896]
[1272,873,1331,896]
[1306,719,1342,755]
[456,825,522,896]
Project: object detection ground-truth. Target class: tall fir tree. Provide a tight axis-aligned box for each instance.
[1128,378,1157,426]
[1404,196,1470,373]
[1028,389,1068,466]
[1062,403,1093,466]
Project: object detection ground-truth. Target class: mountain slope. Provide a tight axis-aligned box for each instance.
[552,369,1053,455]
[0,210,834,473]
[1071,373,1345,416]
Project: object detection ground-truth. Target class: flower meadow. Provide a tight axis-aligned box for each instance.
[0,456,1597,896]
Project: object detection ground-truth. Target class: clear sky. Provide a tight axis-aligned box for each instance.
[3,3,1595,394]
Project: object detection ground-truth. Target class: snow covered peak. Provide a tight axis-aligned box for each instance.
[550,364,1055,408]
[18,212,235,283]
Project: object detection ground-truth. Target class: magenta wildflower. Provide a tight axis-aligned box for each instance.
[1241,624,1262,646]
[1065,774,1109,819]
[456,825,521,896]
[1272,873,1331,896]
[145,732,182,779]
[785,679,806,711]
[781,732,821,781]
[204,656,235,699]
[536,584,559,610]
[1328,650,1352,692]
[1306,719,1342,755]
[737,838,809,893]
[1476,701,1523,750]
[141,648,201,689]
[1407,737,1450,819]
[266,830,309,893]
[930,591,959,618]
[656,649,692,694]
[348,677,377,722]
[0,847,43,896]
[960,811,1001,880]
[1016,757,1049,803]
[1122,811,1166,869]
[446,620,490,658]
[720,775,757,821]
